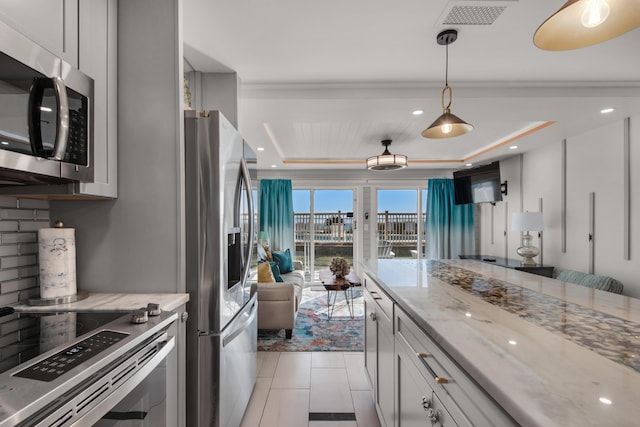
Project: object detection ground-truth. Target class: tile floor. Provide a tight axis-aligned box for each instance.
[240,351,382,427]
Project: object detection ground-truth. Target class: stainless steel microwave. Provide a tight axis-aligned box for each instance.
[0,20,93,186]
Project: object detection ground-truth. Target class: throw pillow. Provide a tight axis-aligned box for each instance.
[272,248,294,274]
[270,262,284,283]
[257,262,275,282]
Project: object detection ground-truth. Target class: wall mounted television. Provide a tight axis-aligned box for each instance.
[453,161,503,205]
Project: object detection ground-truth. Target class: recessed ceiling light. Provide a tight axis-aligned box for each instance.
[466,163,473,167]
[271,164,277,168]
[465,312,472,317]
[600,108,615,114]
[509,145,518,150]
[599,397,612,405]
[412,109,424,116]
[257,147,265,151]
[1,141,9,146]
[509,340,517,346]
[40,106,52,112]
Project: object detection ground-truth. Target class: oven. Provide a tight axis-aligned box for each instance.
[0,309,178,426]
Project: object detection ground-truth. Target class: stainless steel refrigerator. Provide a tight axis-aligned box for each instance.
[184,110,258,427]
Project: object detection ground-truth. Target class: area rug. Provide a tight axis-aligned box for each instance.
[257,287,364,352]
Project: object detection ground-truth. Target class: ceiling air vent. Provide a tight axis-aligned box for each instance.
[438,1,517,26]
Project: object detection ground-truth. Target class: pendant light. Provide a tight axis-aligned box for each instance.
[534,0,640,50]
[366,140,408,171]
[422,29,473,139]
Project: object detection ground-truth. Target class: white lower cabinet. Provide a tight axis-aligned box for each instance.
[363,274,395,427]
[395,308,517,427]
[396,333,457,426]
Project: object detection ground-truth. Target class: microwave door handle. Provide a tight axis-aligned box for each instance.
[28,77,70,160]
[240,157,254,283]
[51,76,70,160]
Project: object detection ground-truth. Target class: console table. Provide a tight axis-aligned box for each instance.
[459,254,554,278]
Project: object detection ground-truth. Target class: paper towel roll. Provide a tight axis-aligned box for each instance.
[38,227,77,299]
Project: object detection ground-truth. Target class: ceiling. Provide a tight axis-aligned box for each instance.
[183,0,640,173]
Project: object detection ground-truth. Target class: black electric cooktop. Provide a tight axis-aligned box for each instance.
[0,311,126,377]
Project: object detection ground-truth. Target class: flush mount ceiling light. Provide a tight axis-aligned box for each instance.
[422,29,473,139]
[534,0,640,50]
[366,139,408,171]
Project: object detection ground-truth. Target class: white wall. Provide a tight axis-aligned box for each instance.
[51,0,185,293]
[482,116,640,298]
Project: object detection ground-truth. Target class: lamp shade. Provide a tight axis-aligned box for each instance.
[512,212,544,232]
[258,231,270,241]
[534,0,640,50]
[422,110,474,138]
[366,140,408,171]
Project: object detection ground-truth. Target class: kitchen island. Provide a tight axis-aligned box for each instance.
[362,258,640,426]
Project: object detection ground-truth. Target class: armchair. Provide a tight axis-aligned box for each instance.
[256,260,305,339]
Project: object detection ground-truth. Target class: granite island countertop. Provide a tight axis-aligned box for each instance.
[362,258,640,427]
[11,293,190,313]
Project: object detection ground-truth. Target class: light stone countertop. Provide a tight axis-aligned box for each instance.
[362,258,640,427]
[11,293,190,313]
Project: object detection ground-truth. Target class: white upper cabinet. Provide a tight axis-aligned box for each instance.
[0,0,118,198]
[77,0,117,198]
[0,0,78,67]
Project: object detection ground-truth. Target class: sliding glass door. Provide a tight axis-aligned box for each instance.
[293,189,354,282]
[376,189,426,259]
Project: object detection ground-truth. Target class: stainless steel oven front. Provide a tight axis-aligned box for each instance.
[0,310,178,427]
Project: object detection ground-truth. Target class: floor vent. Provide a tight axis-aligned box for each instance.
[308,412,357,421]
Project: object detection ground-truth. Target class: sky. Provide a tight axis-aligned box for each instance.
[293,189,427,213]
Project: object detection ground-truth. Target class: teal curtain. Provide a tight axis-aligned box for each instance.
[259,179,294,252]
[425,178,475,259]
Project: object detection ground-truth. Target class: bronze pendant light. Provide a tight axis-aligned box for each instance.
[534,0,640,50]
[422,29,473,139]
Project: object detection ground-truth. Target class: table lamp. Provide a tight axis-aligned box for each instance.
[512,212,544,266]
[258,231,270,252]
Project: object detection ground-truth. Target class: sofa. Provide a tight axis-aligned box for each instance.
[555,270,624,294]
[256,260,305,339]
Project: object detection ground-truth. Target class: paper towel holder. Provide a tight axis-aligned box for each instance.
[28,220,89,306]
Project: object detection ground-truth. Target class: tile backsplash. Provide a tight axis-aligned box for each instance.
[0,197,50,306]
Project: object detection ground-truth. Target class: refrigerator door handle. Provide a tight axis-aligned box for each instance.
[239,156,255,284]
[222,297,257,347]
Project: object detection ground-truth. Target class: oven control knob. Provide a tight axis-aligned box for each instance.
[147,303,161,316]
[130,309,148,324]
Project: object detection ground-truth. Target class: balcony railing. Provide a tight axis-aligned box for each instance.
[294,211,425,244]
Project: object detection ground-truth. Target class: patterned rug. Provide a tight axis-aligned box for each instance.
[257,286,364,352]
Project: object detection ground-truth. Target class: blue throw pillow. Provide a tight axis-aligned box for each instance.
[270,262,284,282]
[272,248,293,274]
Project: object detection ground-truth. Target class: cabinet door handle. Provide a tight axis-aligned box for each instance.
[369,291,383,300]
[421,396,441,424]
[369,312,377,321]
[417,352,449,384]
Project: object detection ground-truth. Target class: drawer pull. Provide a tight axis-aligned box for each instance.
[417,352,449,384]
[369,291,383,300]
